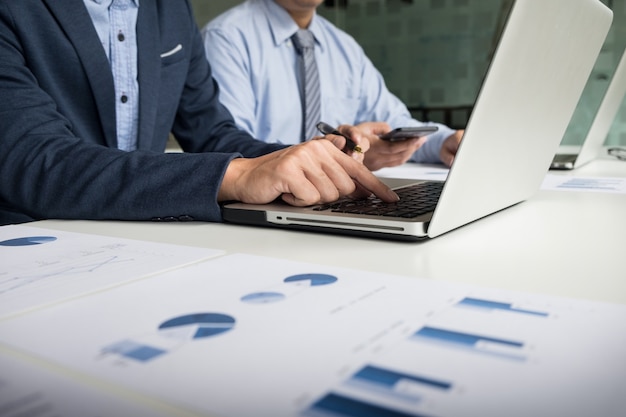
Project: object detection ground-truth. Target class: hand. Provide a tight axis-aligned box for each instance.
[311,124,371,164]
[440,130,464,167]
[356,122,428,171]
[218,139,399,206]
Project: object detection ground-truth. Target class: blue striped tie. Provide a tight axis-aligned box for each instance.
[292,29,321,142]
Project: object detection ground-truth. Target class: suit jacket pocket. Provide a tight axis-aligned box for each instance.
[160,44,184,66]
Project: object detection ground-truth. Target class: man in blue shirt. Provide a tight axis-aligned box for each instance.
[0,0,398,225]
[202,0,464,171]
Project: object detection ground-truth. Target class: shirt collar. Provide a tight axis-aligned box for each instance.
[263,0,324,53]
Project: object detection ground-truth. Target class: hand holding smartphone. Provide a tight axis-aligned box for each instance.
[379,126,439,141]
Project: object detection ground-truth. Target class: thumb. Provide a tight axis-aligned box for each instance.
[356,121,392,136]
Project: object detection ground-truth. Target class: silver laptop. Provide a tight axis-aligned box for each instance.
[222,0,612,241]
[551,47,626,170]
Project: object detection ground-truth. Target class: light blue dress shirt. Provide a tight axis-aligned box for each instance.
[84,0,139,152]
[202,0,455,163]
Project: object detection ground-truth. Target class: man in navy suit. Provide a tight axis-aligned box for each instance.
[0,0,398,225]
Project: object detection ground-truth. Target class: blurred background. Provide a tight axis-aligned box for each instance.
[191,0,626,147]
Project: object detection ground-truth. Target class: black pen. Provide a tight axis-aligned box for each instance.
[316,121,363,154]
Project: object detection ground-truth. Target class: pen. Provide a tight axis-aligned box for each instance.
[316,122,363,154]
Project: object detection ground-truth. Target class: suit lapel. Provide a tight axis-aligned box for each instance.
[136,1,161,151]
[44,0,118,148]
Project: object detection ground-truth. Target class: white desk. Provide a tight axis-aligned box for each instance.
[3,156,625,417]
[32,157,626,305]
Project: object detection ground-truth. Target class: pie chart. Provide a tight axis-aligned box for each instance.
[158,313,235,339]
[284,273,338,286]
[0,236,57,246]
[241,291,286,304]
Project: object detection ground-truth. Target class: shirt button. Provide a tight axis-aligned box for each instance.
[118,32,125,42]
[120,95,128,103]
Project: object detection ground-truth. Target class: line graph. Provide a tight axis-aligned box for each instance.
[0,255,135,295]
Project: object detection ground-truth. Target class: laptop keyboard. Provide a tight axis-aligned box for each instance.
[313,181,444,218]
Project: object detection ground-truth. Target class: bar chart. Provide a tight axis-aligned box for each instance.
[303,295,561,417]
[308,392,431,417]
[346,365,452,402]
[1,253,624,417]
[455,297,549,317]
[411,326,527,362]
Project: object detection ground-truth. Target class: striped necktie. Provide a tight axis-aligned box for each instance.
[291,29,321,142]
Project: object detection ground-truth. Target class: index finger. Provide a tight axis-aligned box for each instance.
[341,158,399,203]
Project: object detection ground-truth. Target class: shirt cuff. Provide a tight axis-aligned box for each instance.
[410,124,456,164]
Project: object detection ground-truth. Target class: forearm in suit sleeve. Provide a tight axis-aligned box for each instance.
[0,1,283,223]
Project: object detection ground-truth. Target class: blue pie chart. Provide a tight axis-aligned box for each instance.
[284,273,338,286]
[0,236,57,246]
[241,291,286,304]
[158,313,235,339]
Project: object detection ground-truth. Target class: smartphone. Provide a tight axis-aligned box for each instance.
[380,126,439,141]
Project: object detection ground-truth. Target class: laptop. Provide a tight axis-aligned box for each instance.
[222,0,612,241]
[551,47,626,170]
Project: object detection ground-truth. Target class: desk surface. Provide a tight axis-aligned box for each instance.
[32,157,626,305]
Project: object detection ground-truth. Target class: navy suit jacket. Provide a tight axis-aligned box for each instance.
[0,0,285,225]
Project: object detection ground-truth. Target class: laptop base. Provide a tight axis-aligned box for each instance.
[222,208,429,242]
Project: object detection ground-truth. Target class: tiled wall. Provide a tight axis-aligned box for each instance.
[193,0,626,146]
[320,0,502,116]
[190,0,239,24]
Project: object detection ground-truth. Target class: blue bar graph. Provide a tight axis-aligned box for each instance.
[412,326,526,361]
[457,297,549,317]
[415,327,523,348]
[353,365,452,391]
[308,392,430,417]
[346,365,452,403]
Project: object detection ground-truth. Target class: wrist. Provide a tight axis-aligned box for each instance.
[218,157,244,202]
